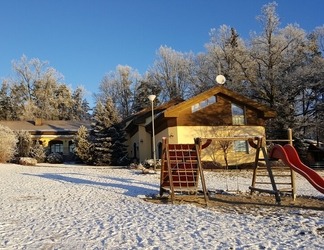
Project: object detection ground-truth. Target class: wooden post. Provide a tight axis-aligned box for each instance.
[195,138,209,205]
[288,128,296,200]
[288,128,293,145]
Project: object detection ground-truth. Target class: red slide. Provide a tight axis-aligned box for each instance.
[269,144,324,194]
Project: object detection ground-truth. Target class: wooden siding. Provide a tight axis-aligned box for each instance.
[159,95,266,128]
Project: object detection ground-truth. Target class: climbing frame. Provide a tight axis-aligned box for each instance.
[160,137,212,205]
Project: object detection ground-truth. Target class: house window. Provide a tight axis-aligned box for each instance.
[50,140,63,154]
[234,140,248,152]
[192,103,200,112]
[69,142,74,153]
[51,143,63,153]
[232,103,245,125]
[233,135,249,153]
[200,100,208,109]
[191,96,217,113]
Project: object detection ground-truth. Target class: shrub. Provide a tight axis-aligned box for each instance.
[29,140,46,163]
[143,159,162,169]
[19,157,37,166]
[15,130,32,157]
[0,125,17,163]
[46,153,64,164]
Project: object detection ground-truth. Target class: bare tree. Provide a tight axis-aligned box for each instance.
[96,65,139,118]
[148,46,194,102]
[1,55,90,121]
[204,25,250,94]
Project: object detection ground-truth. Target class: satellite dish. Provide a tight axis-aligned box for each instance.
[216,75,226,85]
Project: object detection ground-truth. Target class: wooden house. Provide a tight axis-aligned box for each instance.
[123,86,276,166]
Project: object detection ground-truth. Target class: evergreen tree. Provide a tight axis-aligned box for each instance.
[91,99,129,166]
[73,125,93,164]
[0,81,17,120]
[71,87,92,120]
[132,75,162,112]
[15,130,33,157]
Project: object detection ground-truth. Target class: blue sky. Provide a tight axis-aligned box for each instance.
[0,0,323,107]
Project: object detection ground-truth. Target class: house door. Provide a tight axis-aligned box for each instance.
[133,142,137,159]
[157,142,162,159]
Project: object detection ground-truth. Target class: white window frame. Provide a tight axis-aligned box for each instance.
[232,103,246,125]
[191,96,217,113]
[233,134,250,153]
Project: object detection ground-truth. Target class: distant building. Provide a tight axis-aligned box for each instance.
[0,119,92,156]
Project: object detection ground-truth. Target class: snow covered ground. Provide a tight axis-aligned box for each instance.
[0,163,323,249]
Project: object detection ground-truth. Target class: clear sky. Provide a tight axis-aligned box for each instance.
[0,0,323,107]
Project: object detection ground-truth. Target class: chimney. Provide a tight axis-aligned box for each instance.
[35,118,42,126]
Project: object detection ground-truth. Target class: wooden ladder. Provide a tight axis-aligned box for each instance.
[249,137,296,204]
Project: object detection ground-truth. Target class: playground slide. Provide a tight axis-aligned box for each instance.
[269,144,324,194]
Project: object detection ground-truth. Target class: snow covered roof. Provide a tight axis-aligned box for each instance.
[0,120,92,134]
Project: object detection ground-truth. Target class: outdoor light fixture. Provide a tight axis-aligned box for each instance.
[148,95,156,171]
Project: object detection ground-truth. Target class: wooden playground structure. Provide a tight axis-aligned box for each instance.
[159,137,212,205]
[160,130,302,206]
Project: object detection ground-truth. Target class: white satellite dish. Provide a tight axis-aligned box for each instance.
[216,75,226,85]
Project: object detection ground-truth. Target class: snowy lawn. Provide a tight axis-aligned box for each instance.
[0,163,323,249]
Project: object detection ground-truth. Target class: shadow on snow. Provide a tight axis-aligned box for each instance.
[22,172,159,198]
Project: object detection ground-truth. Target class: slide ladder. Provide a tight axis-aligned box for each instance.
[160,137,211,205]
[248,137,296,204]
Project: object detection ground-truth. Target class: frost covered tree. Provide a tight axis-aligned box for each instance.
[148,46,194,102]
[96,65,140,118]
[0,125,17,163]
[71,87,92,120]
[203,2,324,140]
[73,125,93,164]
[204,25,249,94]
[15,130,33,157]
[90,99,129,166]
[0,81,17,120]
[29,140,46,163]
[242,2,324,139]
[1,55,91,121]
[132,73,162,112]
[53,84,74,120]
[9,55,64,120]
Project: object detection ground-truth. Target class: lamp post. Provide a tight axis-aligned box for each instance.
[148,95,156,171]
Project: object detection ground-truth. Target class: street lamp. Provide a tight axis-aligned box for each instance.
[148,95,156,171]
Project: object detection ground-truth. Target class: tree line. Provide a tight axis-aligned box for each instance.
[1,2,323,143]
[0,55,91,121]
[96,2,324,142]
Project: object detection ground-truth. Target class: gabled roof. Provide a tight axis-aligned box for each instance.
[123,98,184,129]
[163,86,276,118]
[0,120,92,133]
[124,86,276,133]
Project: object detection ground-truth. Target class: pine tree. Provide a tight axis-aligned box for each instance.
[73,125,93,164]
[91,99,130,166]
[107,122,130,166]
